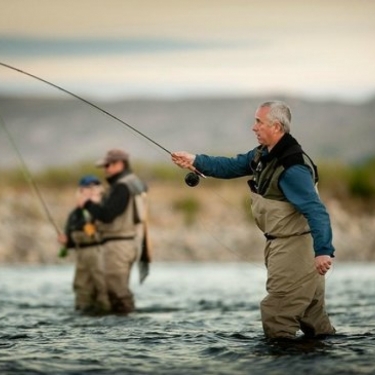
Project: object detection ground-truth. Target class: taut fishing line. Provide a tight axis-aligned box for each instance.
[0,63,170,154]
[0,114,62,235]
[0,62,204,180]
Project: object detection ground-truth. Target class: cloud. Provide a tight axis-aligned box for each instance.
[0,36,256,58]
[0,0,374,101]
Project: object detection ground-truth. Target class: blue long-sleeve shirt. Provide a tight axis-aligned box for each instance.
[194,150,335,257]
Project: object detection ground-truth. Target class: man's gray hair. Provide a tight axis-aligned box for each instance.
[258,101,291,133]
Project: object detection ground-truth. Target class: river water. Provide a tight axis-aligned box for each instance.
[0,262,374,375]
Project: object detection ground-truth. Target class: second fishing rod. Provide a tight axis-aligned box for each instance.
[0,62,205,187]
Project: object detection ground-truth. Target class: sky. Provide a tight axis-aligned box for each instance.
[0,0,375,101]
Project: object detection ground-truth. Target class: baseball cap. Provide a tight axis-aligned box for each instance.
[78,175,101,187]
[95,149,129,167]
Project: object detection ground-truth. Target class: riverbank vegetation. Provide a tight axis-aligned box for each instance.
[1,158,374,263]
[1,157,375,222]
[2,157,375,203]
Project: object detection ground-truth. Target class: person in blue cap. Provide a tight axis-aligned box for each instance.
[58,175,110,314]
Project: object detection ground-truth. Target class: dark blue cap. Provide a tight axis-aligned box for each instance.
[78,175,101,187]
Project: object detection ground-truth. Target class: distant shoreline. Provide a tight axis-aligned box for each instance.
[0,181,374,264]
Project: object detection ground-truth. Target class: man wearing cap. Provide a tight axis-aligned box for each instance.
[78,149,149,314]
[58,175,110,314]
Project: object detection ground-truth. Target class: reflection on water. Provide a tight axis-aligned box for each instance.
[0,262,374,375]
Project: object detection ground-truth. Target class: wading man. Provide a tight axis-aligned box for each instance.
[171,101,336,340]
[78,149,150,314]
[58,175,110,314]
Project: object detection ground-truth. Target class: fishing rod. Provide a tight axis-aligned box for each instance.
[0,63,269,267]
[0,114,62,235]
[0,62,205,185]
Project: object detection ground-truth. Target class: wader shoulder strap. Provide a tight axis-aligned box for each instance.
[250,145,266,173]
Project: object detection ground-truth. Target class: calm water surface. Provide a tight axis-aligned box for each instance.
[0,262,374,375]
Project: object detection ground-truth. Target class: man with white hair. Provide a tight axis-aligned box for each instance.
[171,101,336,340]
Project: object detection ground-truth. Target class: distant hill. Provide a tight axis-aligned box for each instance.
[0,94,374,171]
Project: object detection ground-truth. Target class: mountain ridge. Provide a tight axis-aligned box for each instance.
[0,94,374,171]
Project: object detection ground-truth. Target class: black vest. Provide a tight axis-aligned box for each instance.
[248,134,318,201]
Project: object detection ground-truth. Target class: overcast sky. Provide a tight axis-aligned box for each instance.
[0,0,374,101]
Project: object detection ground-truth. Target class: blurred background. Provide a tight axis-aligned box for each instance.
[1,0,374,100]
[0,0,374,263]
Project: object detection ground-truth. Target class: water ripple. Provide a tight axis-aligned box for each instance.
[0,263,374,375]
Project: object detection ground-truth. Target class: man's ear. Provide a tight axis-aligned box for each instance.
[274,121,283,133]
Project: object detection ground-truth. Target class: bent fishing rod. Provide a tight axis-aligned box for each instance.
[0,62,204,186]
[0,114,62,235]
[0,63,262,265]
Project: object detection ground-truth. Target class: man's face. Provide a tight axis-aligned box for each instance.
[103,160,124,177]
[252,106,278,147]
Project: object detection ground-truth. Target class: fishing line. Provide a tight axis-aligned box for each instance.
[0,62,252,262]
[0,62,261,266]
[196,216,266,271]
[192,184,266,270]
[0,62,172,155]
[0,62,329,274]
[0,62,206,181]
[0,114,62,235]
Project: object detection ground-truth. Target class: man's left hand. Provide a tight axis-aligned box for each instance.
[315,255,332,275]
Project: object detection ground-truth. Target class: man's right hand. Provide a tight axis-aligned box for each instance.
[171,151,196,169]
